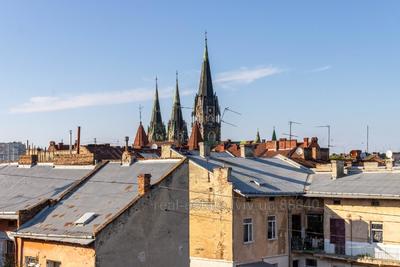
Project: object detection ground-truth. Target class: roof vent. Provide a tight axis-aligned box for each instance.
[75,212,97,226]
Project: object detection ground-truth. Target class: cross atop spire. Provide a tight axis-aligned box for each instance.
[139,105,143,124]
[204,31,209,60]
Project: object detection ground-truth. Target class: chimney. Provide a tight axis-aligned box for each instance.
[138,173,151,196]
[240,144,254,158]
[385,159,393,170]
[77,126,81,154]
[199,142,210,158]
[125,136,129,152]
[331,160,345,180]
[303,137,309,147]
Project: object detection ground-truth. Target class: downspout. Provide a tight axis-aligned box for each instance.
[287,204,292,267]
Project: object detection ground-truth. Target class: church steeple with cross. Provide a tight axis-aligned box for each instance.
[192,32,221,144]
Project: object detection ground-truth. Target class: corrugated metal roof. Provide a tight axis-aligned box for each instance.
[0,165,92,213]
[307,171,400,198]
[189,152,311,196]
[16,159,181,241]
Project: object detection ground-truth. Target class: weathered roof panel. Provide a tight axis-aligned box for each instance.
[16,159,181,241]
[0,165,92,213]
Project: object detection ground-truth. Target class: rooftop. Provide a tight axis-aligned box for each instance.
[0,164,93,217]
[15,159,182,244]
[188,151,312,197]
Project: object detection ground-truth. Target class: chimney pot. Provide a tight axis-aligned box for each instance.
[138,173,151,196]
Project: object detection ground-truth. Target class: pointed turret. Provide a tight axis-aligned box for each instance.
[255,129,261,143]
[272,127,277,141]
[148,77,167,142]
[167,72,188,144]
[133,122,149,149]
[188,122,203,150]
[192,33,221,144]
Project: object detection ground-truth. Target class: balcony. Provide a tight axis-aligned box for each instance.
[291,235,324,252]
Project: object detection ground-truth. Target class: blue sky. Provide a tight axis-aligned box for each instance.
[1,1,399,153]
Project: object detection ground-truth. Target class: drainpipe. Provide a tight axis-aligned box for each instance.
[288,205,292,267]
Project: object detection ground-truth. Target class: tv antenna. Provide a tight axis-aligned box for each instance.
[282,133,299,138]
[288,121,301,141]
[316,125,331,148]
[221,107,241,128]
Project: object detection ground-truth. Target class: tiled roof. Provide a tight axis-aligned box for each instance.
[188,122,203,150]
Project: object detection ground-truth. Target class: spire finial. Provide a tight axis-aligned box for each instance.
[204,31,208,59]
[155,76,158,89]
[176,70,178,83]
[139,104,143,124]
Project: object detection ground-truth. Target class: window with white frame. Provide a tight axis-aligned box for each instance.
[371,222,383,243]
[267,215,277,240]
[243,218,253,243]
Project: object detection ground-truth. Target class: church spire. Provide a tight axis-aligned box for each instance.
[148,77,166,142]
[255,129,261,143]
[192,33,221,144]
[198,31,214,97]
[272,127,277,141]
[167,71,188,144]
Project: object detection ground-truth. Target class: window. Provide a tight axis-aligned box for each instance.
[25,256,39,267]
[305,258,317,267]
[243,218,253,243]
[267,215,277,240]
[371,222,383,243]
[292,260,299,267]
[47,260,61,267]
[333,199,341,205]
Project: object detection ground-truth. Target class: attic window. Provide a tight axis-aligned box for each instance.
[75,212,97,226]
[333,199,341,205]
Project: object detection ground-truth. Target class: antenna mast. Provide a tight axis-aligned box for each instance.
[288,121,301,141]
[316,125,331,148]
[366,125,369,153]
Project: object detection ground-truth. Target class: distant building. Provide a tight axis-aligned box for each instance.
[0,142,26,162]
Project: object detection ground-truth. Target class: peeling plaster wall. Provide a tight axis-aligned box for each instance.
[95,161,189,267]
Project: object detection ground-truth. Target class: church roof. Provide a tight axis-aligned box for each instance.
[133,122,149,148]
[188,122,203,150]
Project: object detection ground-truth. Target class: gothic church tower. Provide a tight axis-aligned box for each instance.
[192,34,221,143]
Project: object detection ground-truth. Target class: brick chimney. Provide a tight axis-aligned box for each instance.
[303,137,309,147]
[199,142,210,158]
[240,144,254,158]
[138,173,151,196]
[331,160,345,180]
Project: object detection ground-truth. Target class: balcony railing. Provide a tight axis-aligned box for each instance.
[291,235,324,252]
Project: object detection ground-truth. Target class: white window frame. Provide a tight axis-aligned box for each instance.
[243,218,253,244]
[267,215,277,240]
[370,222,383,243]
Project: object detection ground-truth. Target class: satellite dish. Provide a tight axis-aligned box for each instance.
[151,144,158,149]
[386,150,393,159]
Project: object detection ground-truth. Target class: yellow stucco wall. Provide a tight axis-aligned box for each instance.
[189,161,234,262]
[16,238,95,267]
[324,198,400,244]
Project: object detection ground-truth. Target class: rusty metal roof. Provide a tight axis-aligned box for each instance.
[16,159,181,243]
[0,164,92,215]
